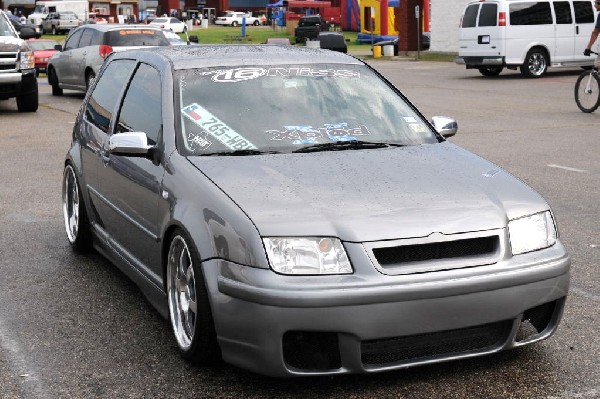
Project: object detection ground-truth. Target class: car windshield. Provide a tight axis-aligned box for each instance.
[0,14,15,36]
[176,63,439,155]
[28,40,56,50]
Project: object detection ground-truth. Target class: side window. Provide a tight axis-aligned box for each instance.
[78,28,94,47]
[573,1,594,23]
[462,4,479,28]
[509,2,553,25]
[553,2,573,24]
[115,63,162,145]
[90,30,103,45]
[63,29,83,50]
[85,60,136,133]
[479,3,498,26]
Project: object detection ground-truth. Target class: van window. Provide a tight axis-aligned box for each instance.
[479,4,498,26]
[553,2,573,24]
[462,4,479,28]
[573,1,594,23]
[509,2,552,25]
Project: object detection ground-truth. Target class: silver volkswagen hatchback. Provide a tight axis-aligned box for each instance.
[62,45,570,377]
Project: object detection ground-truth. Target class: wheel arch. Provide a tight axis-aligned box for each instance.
[522,44,551,65]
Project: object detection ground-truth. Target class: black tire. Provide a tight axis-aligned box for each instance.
[232,21,238,27]
[478,66,503,77]
[166,229,221,365]
[48,68,63,96]
[253,20,259,26]
[62,164,93,253]
[16,90,38,112]
[574,71,600,113]
[520,48,548,78]
[85,70,96,91]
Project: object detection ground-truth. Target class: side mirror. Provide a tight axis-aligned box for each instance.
[431,116,458,138]
[54,44,63,51]
[109,132,152,155]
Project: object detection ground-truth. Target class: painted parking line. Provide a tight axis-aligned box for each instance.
[547,164,588,173]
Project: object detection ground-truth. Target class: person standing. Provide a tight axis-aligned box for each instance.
[584,1,600,56]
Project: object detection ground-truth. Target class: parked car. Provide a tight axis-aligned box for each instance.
[317,31,347,53]
[162,29,199,46]
[294,15,328,43]
[26,38,58,75]
[7,16,41,39]
[215,11,260,26]
[62,45,570,378]
[42,11,80,35]
[47,24,170,95]
[149,17,187,33]
[0,10,38,112]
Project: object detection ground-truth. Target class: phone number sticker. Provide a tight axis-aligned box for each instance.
[182,103,256,151]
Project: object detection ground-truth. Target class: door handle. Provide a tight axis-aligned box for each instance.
[576,26,579,35]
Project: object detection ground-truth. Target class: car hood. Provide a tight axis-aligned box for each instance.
[188,142,549,241]
[0,37,25,50]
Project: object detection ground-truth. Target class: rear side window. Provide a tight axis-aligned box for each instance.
[105,29,169,46]
[573,1,594,23]
[479,3,498,26]
[462,4,479,28]
[509,2,552,25]
[553,2,573,24]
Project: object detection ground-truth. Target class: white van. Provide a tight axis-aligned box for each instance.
[28,0,88,33]
[455,0,597,77]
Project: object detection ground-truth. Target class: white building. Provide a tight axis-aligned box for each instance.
[430,0,466,53]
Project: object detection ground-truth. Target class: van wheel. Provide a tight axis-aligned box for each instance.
[520,48,548,78]
[478,66,503,77]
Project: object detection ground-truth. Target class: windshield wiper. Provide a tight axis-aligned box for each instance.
[202,149,281,156]
[292,140,405,153]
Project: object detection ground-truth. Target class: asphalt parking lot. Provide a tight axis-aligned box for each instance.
[0,58,598,398]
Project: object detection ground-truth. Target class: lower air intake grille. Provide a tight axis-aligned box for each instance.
[361,320,512,366]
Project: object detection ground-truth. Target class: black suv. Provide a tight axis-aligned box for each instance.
[294,15,328,44]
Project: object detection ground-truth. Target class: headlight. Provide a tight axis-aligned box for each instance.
[263,237,353,275]
[508,211,557,255]
[19,51,35,69]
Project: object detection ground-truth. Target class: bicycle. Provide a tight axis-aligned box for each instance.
[575,50,600,113]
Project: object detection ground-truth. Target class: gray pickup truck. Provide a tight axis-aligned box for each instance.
[0,10,39,112]
[42,11,80,35]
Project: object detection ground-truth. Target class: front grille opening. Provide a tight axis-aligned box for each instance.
[361,320,512,366]
[282,331,341,371]
[516,300,557,342]
[372,236,499,266]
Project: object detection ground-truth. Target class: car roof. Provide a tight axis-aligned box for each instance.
[113,44,363,70]
[76,24,164,33]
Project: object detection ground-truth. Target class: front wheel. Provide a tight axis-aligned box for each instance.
[48,68,63,96]
[253,20,259,26]
[167,230,220,364]
[62,164,92,252]
[478,66,503,77]
[520,48,548,78]
[16,83,38,112]
[574,71,600,113]
[231,21,238,27]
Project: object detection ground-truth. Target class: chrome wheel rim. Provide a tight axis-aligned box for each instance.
[62,165,79,244]
[527,53,546,76]
[167,235,197,350]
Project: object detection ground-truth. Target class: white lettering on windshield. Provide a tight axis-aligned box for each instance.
[207,68,360,83]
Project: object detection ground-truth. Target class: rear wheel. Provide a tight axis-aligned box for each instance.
[574,71,600,113]
[478,66,503,77]
[520,48,548,78]
[232,21,238,27]
[167,230,220,364]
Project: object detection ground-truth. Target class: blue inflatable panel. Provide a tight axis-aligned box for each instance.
[357,33,397,43]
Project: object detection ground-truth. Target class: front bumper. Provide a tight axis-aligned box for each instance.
[0,70,37,99]
[203,243,570,377]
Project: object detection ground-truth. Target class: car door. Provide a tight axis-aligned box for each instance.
[53,28,83,85]
[573,0,595,62]
[79,59,136,234]
[97,62,165,281]
[553,1,575,62]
